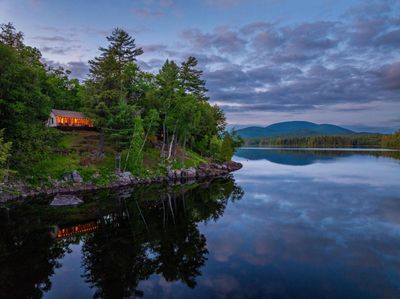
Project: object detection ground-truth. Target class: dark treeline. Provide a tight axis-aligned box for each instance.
[244,133,400,149]
[0,23,242,182]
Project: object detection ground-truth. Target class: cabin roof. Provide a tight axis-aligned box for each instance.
[51,109,87,119]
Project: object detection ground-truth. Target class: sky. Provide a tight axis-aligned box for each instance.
[1,0,400,132]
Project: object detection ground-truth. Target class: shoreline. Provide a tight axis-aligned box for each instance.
[239,146,399,151]
[0,161,243,203]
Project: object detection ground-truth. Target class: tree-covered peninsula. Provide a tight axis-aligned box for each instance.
[0,23,242,196]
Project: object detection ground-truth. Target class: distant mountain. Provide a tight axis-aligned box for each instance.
[236,121,355,139]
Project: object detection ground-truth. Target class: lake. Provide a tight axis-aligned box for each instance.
[1,148,400,299]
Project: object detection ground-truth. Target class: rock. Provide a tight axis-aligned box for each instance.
[224,161,243,172]
[214,164,223,170]
[198,163,208,171]
[167,170,175,180]
[63,170,83,184]
[50,194,83,207]
[186,167,197,178]
[71,170,83,183]
[116,171,134,184]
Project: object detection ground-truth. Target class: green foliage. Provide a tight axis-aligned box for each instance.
[143,108,160,137]
[179,56,208,100]
[209,135,222,159]
[0,22,24,49]
[84,28,143,159]
[171,149,207,169]
[0,129,12,182]
[381,130,400,149]
[219,134,234,162]
[44,66,83,110]
[106,100,136,152]
[0,23,84,174]
[125,116,144,175]
[0,23,235,187]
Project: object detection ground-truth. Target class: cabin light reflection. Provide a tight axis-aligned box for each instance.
[50,221,98,239]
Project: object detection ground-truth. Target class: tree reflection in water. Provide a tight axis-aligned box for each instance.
[0,176,243,299]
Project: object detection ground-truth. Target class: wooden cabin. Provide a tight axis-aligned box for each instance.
[47,109,94,128]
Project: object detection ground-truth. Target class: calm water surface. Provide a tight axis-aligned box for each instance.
[1,148,400,298]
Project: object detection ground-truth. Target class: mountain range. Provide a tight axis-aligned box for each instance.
[236,121,356,139]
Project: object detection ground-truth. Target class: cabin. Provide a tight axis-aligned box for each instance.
[47,109,94,128]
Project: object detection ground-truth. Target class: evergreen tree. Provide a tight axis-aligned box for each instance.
[85,28,143,157]
[179,56,208,100]
[156,60,180,157]
[126,116,144,175]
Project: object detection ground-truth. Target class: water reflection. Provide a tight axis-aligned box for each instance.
[1,149,400,298]
[0,178,243,299]
[235,147,400,165]
[0,210,67,298]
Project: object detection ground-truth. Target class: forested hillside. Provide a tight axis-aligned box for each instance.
[244,133,400,149]
[236,121,354,138]
[0,23,242,187]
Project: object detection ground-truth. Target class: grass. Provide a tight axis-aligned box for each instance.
[25,130,115,186]
[171,149,208,169]
[24,130,211,186]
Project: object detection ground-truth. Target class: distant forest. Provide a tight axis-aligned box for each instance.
[244,133,400,149]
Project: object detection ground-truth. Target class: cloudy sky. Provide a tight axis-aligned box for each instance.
[1,0,400,132]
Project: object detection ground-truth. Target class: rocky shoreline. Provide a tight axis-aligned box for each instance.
[0,161,242,203]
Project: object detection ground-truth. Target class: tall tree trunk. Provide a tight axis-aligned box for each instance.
[168,123,178,160]
[123,123,137,171]
[139,119,153,155]
[168,132,175,160]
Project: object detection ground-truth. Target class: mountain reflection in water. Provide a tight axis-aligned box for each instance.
[235,147,400,165]
[0,178,243,299]
[1,149,400,299]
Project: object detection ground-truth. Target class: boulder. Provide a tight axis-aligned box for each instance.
[50,194,83,207]
[224,161,243,172]
[63,170,83,184]
[186,167,197,178]
[117,171,134,184]
[71,170,83,183]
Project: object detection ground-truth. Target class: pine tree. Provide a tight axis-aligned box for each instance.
[85,28,143,157]
[156,60,180,157]
[179,56,208,100]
